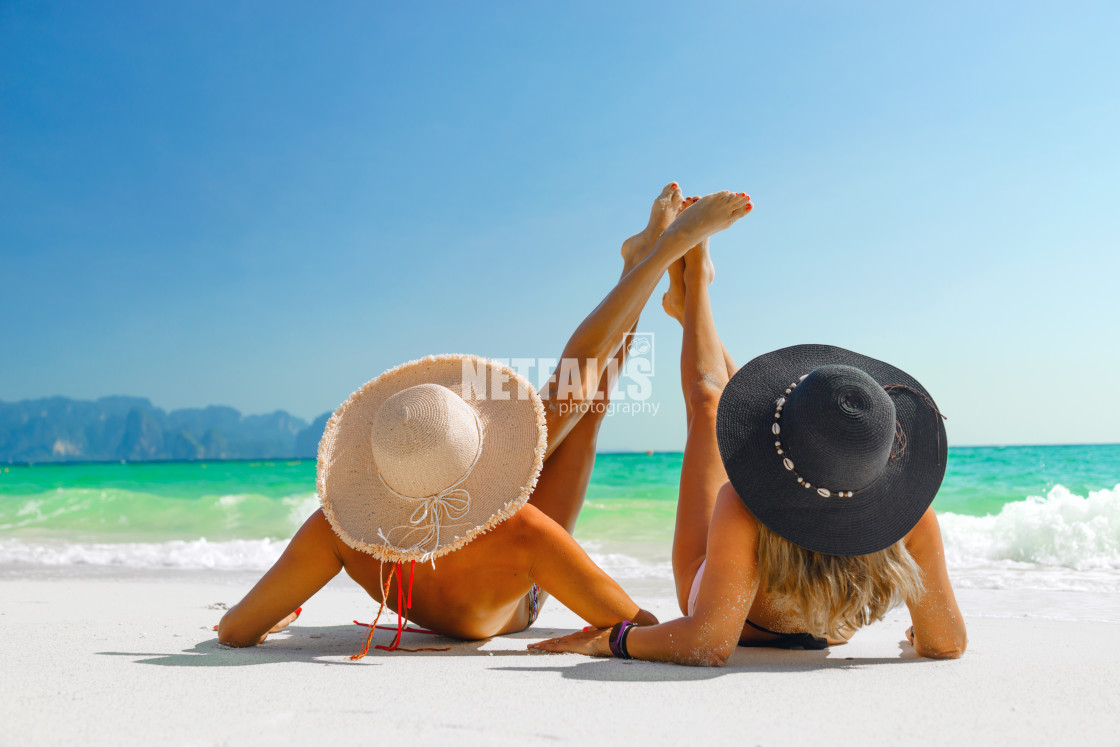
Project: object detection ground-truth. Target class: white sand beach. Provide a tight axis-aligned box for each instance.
[3,572,1118,746]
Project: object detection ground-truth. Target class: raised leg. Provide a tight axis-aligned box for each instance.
[669,240,736,614]
[528,336,627,533]
[528,194,668,531]
[540,189,752,457]
[662,243,738,387]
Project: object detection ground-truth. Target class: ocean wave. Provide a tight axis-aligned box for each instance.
[0,537,673,578]
[939,483,1120,571]
[585,550,673,581]
[0,537,288,570]
[0,488,320,540]
[2,482,1119,586]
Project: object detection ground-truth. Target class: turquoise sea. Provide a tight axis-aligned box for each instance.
[2,445,1119,595]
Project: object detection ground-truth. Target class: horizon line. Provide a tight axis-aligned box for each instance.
[4,442,1119,467]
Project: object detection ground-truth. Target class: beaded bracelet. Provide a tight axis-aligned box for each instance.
[608,621,635,659]
[619,620,636,658]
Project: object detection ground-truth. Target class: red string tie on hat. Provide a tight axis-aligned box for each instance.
[350,563,397,660]
[350,560,451,659]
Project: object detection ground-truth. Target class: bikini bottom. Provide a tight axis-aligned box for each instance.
[688,560,829,650]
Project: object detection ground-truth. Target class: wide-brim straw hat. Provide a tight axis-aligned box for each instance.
[317,354,547,564]
[716,344,947,557]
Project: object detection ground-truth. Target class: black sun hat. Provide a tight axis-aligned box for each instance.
[716,344,948,557]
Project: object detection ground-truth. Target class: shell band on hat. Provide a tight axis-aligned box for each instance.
[715,344,948,557]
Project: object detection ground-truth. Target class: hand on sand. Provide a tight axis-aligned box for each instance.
[268,606,302,634]
[528,627,612,657]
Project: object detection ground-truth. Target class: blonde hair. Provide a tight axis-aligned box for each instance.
[756,523,925,639]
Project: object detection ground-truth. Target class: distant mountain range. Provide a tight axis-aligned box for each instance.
[0,396,332,464]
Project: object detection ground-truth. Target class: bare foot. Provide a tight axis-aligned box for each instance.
[662,258,685,324]
[268,607,301,634]
[683,237,716,287]
[658,195,702,322]
[621,182,684,271]
[662,238,715,325]
[653,191,752,265]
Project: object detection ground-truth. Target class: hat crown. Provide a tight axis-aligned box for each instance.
[781,365,896,492]
[370,383,482,498]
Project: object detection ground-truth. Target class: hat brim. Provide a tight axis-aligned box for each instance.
[317,354,547,563]
[716,344,947,557]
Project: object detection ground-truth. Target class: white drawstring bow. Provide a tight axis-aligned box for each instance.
[376,412,484,563]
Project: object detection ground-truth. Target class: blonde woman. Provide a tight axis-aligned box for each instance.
[531,239,967,664]
[217,187,755,651]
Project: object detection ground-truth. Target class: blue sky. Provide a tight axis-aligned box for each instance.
[2,0,1117,449]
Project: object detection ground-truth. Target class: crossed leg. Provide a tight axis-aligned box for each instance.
[536,188,751,459]
[665,239,742,614]
[528,186,696,532]
[531,187,751,535]
[528,341,625,533]
[220,189,753,645]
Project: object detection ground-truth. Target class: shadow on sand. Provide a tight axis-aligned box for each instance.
[100,623,926,682]
[495,638,928,682]
[96,624,587,668]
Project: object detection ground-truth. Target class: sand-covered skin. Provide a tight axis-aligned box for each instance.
[2,574,1118,745]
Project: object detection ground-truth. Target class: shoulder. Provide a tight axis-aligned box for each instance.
[488,503,563,549]
[903,506,942,548]
[709,482,760,548]
[459,504,562,573]
[504,502,551,532]
[715,482,759,528]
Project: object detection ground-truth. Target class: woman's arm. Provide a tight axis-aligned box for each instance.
[903,507,968,659]
[217,509,343,647]
[531,484,758,666]
[519,504,657,627]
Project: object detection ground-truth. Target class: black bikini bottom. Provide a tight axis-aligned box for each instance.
[738,619,829,650]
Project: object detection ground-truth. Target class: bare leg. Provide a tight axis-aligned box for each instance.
[540,189,752,457]
[528,340,625,532]
[724,349,739,378]
[662,241,738,385]
[520,204,674,627]
[670,240,735,613]
[528,194,672,531]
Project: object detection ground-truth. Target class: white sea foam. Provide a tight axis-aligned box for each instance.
[2,484,1118,600]
[585,550,673,580]
[0,537,289,570]
[284,493,321,528]
[939,484,1120,571]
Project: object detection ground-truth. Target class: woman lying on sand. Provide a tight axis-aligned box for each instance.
[218,186,754,652]
[531,236,968,665]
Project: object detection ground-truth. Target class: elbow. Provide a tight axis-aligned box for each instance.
[690,642,735,668]
[217,611,262,648]
[918,635,968,660]
[696,649,732,668]
[680,620,737,667]
[699,653,731,668]
[218,628,261,648]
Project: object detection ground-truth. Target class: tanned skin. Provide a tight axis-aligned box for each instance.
[219,187,754,646]
[531,230,967,665]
